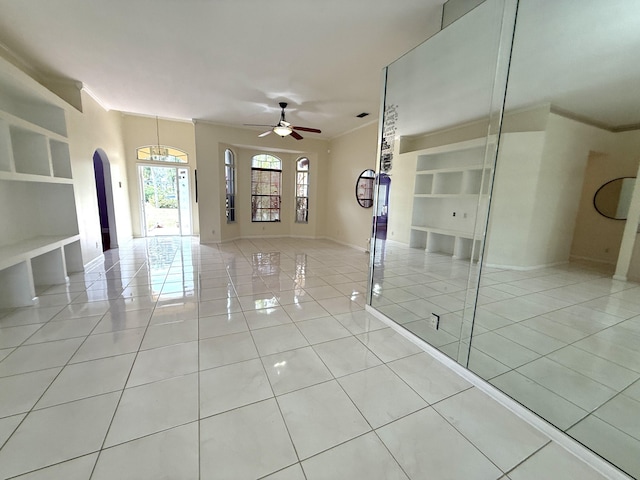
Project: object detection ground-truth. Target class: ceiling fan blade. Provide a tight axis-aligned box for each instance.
[258,130,272,137]
[244,123,275,127]
[290,130,303,140]
[293,126,321,134]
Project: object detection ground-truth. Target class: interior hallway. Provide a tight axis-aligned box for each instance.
[0,237,614,479]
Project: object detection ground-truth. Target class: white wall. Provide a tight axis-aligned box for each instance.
[121,115,198,237]
[324,123,378,250]
[571,128,640,265]
[387,147,417,245]
[67,91,132,266]
[194,122,329,243]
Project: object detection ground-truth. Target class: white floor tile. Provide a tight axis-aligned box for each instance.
[0,324,42,349]
[312,337,382,377]
[0,392,119,479]
[302,432,409,480]
[200,358,273,416]
[356,328,423,362]
[140,318,198,350]
[262,347,333,395]
[37,353,135,409]
[106,373,198,446]
[338,365,426,428]
[200,398,297,479]
[93,423,198,480]
[377,407,502,480]
[490,371,588,430]
[24,316,101,345]
[278,381,371,459]
[547,346,640,392]
[70,328,145,364]
[92,309,153,334]
[388,353,471,404]
[471,332,540,369]
[11,453,98,480]
[0,368,59,417]
[198,311,249,338]
[283,301,330,322]
[434,387,549,471]
[199,332,259,370]
[593,394,640,441]
[0,338,84,377]
[127,341,198,387]
[251,324,309,356]
[333,310,387,335]
[508,442,608,480]
[0,413,25,446]
[243,306,293,330]
[517,357,617,411]
[262,463,306,480]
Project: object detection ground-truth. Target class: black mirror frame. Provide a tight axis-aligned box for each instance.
[356,169,376,208]
[593,176,635,220]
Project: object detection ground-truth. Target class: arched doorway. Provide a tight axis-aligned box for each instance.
[92,149,118,251]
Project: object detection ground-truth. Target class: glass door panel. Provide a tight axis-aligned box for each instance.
[139,165,191,236]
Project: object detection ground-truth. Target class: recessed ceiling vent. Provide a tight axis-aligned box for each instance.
[356,112,369,118]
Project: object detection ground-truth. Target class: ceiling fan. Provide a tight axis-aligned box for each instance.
[245,102,321,140]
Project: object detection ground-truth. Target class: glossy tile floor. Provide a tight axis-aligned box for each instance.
[0,237,615,479]
[371,240,640,478]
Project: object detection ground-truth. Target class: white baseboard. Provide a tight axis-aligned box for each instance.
[365,304,632,480]
[83,254,104,272]
[484,260,568,271]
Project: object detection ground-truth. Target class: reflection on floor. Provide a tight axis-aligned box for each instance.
[0,237,615,479]
[371,239,640,478]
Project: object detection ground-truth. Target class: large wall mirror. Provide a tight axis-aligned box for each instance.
[356,169,375,208]
[594,177,636,220]
[371,0,640,477]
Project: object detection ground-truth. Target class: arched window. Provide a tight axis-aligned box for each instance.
[251,154,282,222]
[136,145,188,163]
[295,157,309,223]
[225,149,236,222]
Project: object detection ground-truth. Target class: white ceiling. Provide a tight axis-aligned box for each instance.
[387,0,640,137]
[0,0,444,139]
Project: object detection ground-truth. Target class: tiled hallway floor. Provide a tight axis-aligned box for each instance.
[0,237,615,479]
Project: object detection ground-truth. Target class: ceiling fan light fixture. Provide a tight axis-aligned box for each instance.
[273,125,292,136]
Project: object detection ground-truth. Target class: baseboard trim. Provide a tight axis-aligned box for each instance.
[83,254,104,272]
[484,260,569,271]
[365,304,632,480]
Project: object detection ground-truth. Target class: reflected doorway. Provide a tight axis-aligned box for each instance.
[138,165,191,236]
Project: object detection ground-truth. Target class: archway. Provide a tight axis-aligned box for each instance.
[92,149,118,251]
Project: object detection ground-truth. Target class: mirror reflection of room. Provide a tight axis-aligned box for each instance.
[369,0,640,477]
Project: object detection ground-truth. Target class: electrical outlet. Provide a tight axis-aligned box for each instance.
[430,313,440,330]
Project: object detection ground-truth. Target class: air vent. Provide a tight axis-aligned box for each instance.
[356,112,369,118]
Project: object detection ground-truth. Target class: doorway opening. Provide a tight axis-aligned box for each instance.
[93,149,118,251]
[138,164,191,236]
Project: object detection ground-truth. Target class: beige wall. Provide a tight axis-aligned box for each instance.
[121,115,198,237]
[324,123,379,250]
[67,91,132,266]
[194,122,329,243]
[571,129,640,264]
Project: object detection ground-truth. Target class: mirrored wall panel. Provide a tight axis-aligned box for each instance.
[370,0,517,363]
[371,0,640,477]
[469,1,640,477]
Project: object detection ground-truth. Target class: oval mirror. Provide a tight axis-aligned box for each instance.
[356,169,376,208]
[594,177,636,220]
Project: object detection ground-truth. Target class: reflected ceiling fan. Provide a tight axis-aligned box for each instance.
[245,102,321,140]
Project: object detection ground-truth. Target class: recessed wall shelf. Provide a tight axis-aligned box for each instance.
[0,58,82,308]
[407,138,492,261]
